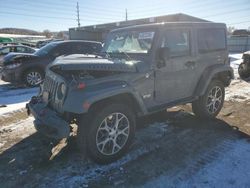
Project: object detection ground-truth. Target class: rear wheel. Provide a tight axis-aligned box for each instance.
[77,103,135,164]
[192,80,225,119]
[23,69,44,87]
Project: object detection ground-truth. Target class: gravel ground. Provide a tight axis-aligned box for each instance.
[0,100,250,188]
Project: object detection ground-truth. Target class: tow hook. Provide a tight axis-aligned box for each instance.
[26,103,30,116]
[26,96,42,116]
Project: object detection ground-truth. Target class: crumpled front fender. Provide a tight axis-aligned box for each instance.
[63,81,147,115]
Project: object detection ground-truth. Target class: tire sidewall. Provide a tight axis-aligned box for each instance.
[86,103,135,164]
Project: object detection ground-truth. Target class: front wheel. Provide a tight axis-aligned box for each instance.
[192,80,225,119]
[77,103,135,164]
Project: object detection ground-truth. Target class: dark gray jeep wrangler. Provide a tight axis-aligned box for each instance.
[27,22,233,164]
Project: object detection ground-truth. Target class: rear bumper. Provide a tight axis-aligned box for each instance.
[26,96,70,139]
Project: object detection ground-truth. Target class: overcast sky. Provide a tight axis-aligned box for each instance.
[0,0,249,31]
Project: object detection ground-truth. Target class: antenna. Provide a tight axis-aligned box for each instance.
[77,2,80,27]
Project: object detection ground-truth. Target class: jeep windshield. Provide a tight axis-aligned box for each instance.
[103,30,155,54]
[34,42,58,56]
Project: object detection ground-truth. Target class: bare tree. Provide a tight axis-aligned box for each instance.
[56,31,64,39]
[43,29,52,38]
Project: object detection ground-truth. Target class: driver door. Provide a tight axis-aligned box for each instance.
[155,28,198,103]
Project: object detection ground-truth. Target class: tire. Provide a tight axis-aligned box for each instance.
[23,69,44,87]
[77,103,136,164]
[192,80,225,119]
[238,63,250,79]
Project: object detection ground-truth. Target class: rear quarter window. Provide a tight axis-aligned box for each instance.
[16,47,26,53]
[198,28,226,53]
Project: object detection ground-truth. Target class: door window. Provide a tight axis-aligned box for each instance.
[26,47,35,53]
[1,47,10,54]
[161,29,190,57]
[72,43,100,54]
[74,44,87,54]
[53,44,69,56]
[83,43,102,54]
[16,47,26,53]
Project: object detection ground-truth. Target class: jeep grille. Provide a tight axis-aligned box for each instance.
[43,74,64,114]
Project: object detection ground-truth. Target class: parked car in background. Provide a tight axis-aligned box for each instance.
[0,45,37,55]
[238,51,250,79]
[0,45,37,62]
[0,42,20,48]
[0,40,102,87]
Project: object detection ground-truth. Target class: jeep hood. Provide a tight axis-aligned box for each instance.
[50,54,138,72]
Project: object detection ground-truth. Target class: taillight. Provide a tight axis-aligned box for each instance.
[77,82,86,90]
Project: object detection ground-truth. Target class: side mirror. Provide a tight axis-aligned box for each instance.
[157,47,170,68]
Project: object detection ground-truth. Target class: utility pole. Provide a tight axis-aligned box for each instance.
[125,8,128,21]
[77,2,80,28]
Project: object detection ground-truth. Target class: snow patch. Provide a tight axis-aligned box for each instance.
[0,80,38,115]
[177,139,250,188]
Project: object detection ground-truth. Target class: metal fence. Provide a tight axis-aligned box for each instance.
[228,36,250,53]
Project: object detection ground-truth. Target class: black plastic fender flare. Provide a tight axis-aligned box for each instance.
[194,64,234,97]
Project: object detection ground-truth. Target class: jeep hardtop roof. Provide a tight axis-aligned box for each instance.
[110,22,226,33]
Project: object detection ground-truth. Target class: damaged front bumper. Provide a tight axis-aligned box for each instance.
[26,96,70,139]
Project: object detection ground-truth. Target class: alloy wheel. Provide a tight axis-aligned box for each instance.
[96,112,130,156]
[206,86,223,114]
[26,71,42,86]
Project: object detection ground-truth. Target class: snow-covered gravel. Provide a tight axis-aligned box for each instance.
[0,81,38,115]
[143,139,250,188]
[180,139,250,188]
